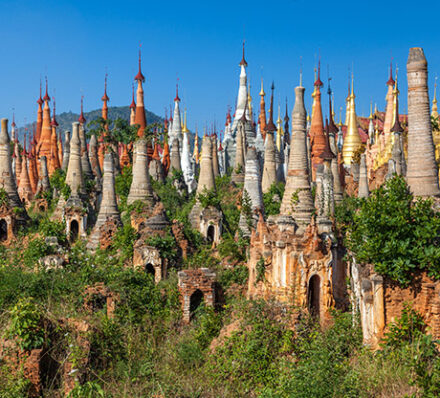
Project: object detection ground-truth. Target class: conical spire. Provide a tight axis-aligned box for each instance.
[231,114,246,184]
[432,76,438,119]
[129,83,136,125]
[358,153,369,198]
[0,119,26,210]
[231,42,250,132]
[162,140,170,175]
[87,152,121,250]
[406,47,439,196]
[18,148,33,204]
[78,96,86,124]
[36,79,43,143]
[62,130,71,171]
[279,84,314,231]
[134,48,147,137]
[259,78,267,137]
[127,138,155,205]
[265,82,277,133]
[64,122,85,196]
[310,62,326,180]
[284,99,290,145]
[239,146,263,236]
[170,82,183,146]
[196,135,216,194]
[37,77,52,159]
[342,75,362,165]
[49,98,61,175]
[383,63,396,149]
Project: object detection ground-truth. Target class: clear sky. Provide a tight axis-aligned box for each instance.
[1,0,439,133]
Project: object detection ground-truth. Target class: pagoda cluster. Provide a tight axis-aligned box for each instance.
[0,46,439,350]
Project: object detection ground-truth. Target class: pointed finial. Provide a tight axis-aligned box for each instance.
[434,76,438,103]
[387,58,395,86]
[51,96,59,127]
[130,83,136,109]
[102,73,110,102]
[37,78,43,105]
[314,56,323,87]
[239,40,247,67]
[43,76,50,101]
[135,44,145,82]
[284,98,289,121]
[175,79,180,102]
[369,101,373,119]
[11,109,16,128]
[259,77,265,96]
[78,95,86,124]
[299,56,303,87]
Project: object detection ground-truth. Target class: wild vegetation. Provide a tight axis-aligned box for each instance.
[2,169,440,397]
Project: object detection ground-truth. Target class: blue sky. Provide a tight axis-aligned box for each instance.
[1,0,439,132]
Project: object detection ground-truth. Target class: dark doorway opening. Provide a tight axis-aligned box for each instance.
[0,219,7,242]
[145,263,155,279]
[207,225,215,243]
[308,275,321,318]
[189,289,204,320]
[70,220,79,241]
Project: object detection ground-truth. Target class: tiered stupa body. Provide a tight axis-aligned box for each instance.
[406,47,440,196]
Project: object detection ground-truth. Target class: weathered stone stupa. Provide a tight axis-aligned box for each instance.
[87,153,121,250]
[127,138,155,206]
[406,47,439,196]
[189,135,222,243]
[239,146,263,236]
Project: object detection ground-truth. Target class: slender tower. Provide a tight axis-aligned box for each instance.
[406,47,440,196]
[134,49,147,138]
[37,78,52,159]
[259,78,267,140]
[279,82,314,231]
[231,42,250,132]
[262,83,278,193]
[36,80,43,143]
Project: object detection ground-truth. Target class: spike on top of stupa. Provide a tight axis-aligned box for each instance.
[101,73,110,102]
[387,59,395,86]
[43,77,50,102]
[130,83,136,109]
[265,82,277,132]
[314,58,323,87]
[239,40,247,67]
[134,46,145,82]
[51,97,59,127]
[174,81,180,102]
[37,79,43,106]
[78,96,86,124]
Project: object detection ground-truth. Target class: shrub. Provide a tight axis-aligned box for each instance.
[6,299,46,351]
[263,182,285,216]
[336,176,440,286]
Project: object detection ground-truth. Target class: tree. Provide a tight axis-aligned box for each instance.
[336,176,440,286]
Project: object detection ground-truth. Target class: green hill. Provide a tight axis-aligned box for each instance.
[17,106,163,138]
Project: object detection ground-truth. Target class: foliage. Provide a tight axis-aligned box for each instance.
[217,265,248,289]
[6,299,45,351]
[110,223,137,264]
[335,176,440,286]
[0,188,9,207]
[382,303,427,349]
[256,256,266,283]
[114,166,132,209]
[87,117,138,147]
[206,300,294,394]
[432,115,440,132]
[197,187,221,209]
[50,168,70,199]
[217,233,248,263]
[38,217,67,244]
[145,233,178,265]
[263,182,285,216]
[240,189,253,230]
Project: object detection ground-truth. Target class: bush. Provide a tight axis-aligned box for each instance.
[6,299,46,351]
[263,182,285,216]
[336,176,440,286]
